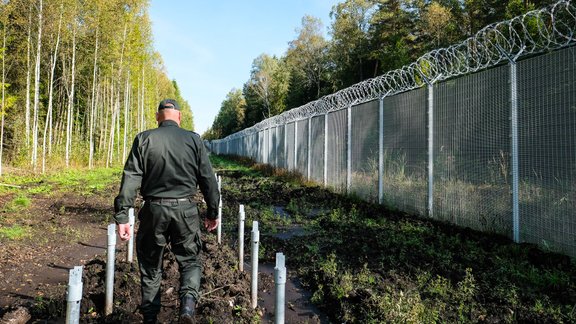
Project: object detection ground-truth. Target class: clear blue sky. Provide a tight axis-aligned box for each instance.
[148,0,339,135]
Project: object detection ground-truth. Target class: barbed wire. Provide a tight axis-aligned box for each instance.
[215,0,575,143]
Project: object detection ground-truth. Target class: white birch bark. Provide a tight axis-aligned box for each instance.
[89,29,99,169]
[65,24,76,167]
[42,3,62,173]
[32,0,43,170]
[122,73,129,162]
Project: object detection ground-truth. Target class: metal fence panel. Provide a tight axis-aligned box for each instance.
[327,109,348,193]
[383,89,428,216]
[310,115,325,184]
[277,126,286,169]
[433,65,512,236]
[518,46,576,254]
[350,100,379,202]
[258,131,264,163]
[286,123,296,171]
[271,126,278,167]
[296,119,309,176]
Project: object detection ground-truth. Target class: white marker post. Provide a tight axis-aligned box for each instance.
[105,224,116,315]
[217,175,222,244]
[217,197,222,244]
[238,205,245,272]
[65,266,83,324]
[127,208,135,263]
[251,221,260,309]
[274,253,286,324]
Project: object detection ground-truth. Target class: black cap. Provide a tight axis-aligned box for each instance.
[158,99,180,111]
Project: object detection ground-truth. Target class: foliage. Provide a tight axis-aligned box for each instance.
[0,224,31,240]
[0,0,192,173]
[206,0,559,140]
[213,155,576,323]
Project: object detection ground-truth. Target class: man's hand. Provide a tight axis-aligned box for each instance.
[205,218,219,232]
[118,223,131,241]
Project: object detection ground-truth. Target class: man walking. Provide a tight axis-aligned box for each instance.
[114,99,220,324]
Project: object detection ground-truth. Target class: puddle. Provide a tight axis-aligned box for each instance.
[244,262,330,324]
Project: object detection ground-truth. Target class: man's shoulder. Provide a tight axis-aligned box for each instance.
[184,129,202,140]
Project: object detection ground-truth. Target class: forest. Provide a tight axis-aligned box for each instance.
[0,0,559,173]
[0,0,193,174]
[204,0,557,140]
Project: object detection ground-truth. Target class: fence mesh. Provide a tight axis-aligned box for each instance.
[350,100,379,202]
[210,0,576,257]
[433,65,512,236]
[327,109,348,193]
[383,89,428,216]
[296,119,309,176]
[310,115,325,184]
[518,46,576,254]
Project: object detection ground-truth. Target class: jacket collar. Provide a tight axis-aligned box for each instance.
[159,120,179,127]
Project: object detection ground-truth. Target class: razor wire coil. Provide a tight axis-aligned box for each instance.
[214,0,575,143]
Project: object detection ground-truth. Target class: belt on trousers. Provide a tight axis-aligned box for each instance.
[148,197,194,204]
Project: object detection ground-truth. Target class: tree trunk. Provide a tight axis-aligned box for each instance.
[0,25,6,177]
[25,9,32,149]
[89,30,99,169]
[32,0,43,170]
[141,66,145,132]
[122,73,129,162]
[42,4,62,173]
[65,25,76,167]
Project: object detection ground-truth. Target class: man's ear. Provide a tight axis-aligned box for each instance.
[155,112,160,121]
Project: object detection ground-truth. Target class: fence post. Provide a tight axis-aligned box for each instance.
[127,208,135,263]
[379,96,384,205]
[495,44,524,243]
[66,265,83,324]
[105,224,116,315]
[238,204,245,272]
[510,60,520,243]
[294,122,298,172]
[323,113,328,187]
[284,123,288,169]
[427,83,434,218]
[251,221,260,309]
[417,71,441,218]
[307,117,312,181]
[347,104,352,194]
[274,252,286,324]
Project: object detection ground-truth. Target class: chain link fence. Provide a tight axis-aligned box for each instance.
[210,0,576,257]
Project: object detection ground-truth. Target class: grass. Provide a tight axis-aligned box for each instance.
[213,154,576,323]
[0,167,121,197]
[1,195,32,212]
[0,224,31,240]
[0,166,122,244]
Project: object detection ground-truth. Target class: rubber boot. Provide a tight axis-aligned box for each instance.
[179,295,196,324]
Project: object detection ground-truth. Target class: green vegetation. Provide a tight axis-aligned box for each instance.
[0,0,193,172]
[0,166,121,243]
[204,0,558,140]
[1,195,31,213]
[0,224,31,240]
[214,155,576,323]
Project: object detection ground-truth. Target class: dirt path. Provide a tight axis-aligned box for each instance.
[0,186,327,323]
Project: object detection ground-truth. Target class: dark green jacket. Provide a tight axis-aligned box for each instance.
[114,120,220,224]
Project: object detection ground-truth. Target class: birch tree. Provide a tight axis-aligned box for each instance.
[88,29,99,169]
[42,3,62,173]
[65,20,76,167]
[31,0,43,170]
